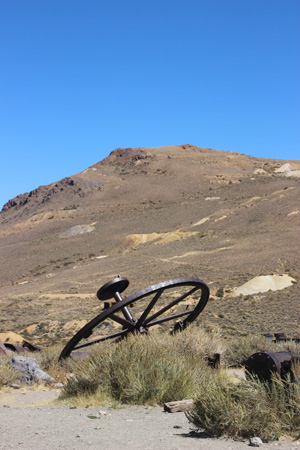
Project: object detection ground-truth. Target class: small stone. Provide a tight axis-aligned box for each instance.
[69,406,77,409]
[249,437,263,447]
[54,382,64,388]
[99,410,107,416]
[3,405,10,408]
[173,425,182,429]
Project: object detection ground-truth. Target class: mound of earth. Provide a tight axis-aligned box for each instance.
[0,331,25,345]
[234,275,296,296]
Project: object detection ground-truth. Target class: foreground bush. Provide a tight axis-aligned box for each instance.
[61,327,223,405]
[188,369,300,442]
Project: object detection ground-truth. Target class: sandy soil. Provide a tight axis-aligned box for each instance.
[0,389,299,450]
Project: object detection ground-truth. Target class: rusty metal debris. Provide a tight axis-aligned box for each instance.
[0,341,9,355]
[59,276,210,359]
[263,332,300,343]
[0,339,41,355]
[245,351,300,382]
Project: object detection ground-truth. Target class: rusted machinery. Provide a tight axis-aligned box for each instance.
[245,351,300,382]
[263,332,300,343]
[59,276,209,359]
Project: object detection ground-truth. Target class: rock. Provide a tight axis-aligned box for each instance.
[249,437,263,447]
[11,356,55,385]
[54,382,64,388]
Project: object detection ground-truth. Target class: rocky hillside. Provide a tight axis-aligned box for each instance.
[0,144,299,346]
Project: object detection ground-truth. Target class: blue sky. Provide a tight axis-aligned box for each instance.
[0,0,299,209]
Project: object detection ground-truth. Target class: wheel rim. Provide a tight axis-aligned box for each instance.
[59,277,209,359]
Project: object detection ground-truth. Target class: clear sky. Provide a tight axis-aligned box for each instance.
[0,0,299,209]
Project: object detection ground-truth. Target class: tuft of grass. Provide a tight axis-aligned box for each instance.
[0,356,19,388]
[174,326,224,364]
[60,327,222,406]
[224,335,277,367]
[188,368,300,442]
[276,341,300,354]
[34,345,76,383]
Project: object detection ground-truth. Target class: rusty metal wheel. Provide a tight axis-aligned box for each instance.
[59,277,209,359]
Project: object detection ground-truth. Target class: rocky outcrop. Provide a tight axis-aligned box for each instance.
[101,147,155,167]
[2,177,79,211]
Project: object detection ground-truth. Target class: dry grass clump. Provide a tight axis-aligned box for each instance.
[34,345,76,383]
[174,325,224,362]
[0,355,19,388]
[61,327,222,406]
[224,335,277,367]
[276,340,300,354]
[188,368,300,442]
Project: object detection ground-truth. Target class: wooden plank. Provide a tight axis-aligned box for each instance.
[164,399,194,413]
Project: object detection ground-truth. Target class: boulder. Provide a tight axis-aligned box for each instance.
[11,356,55,385]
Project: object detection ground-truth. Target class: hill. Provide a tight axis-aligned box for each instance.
[0,144,299,346]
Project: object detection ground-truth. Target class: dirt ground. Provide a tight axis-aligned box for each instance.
[0,388,299,450]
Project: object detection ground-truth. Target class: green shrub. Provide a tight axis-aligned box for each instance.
[215,288,224,298]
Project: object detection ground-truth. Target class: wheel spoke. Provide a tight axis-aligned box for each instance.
[109,313,135,328]
[144,286,199,325]
[135,289,163,328]
[146,309,195,327]
[74,329,129,349]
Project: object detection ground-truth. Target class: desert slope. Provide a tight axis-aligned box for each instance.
[0,144,299,344]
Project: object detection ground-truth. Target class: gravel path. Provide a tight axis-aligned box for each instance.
[0,389,299,450]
